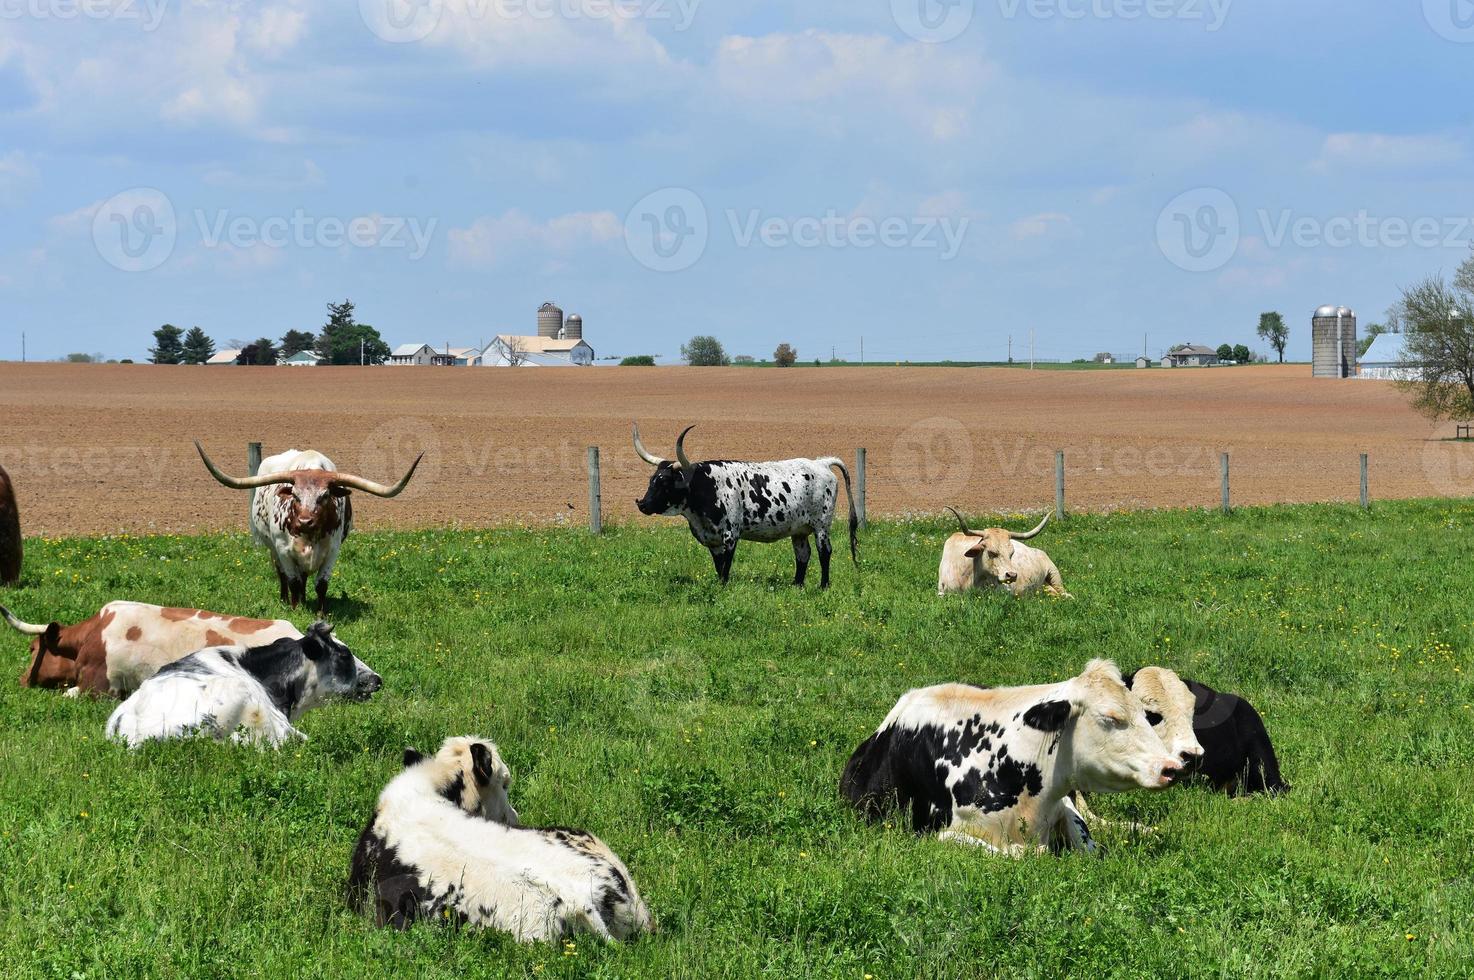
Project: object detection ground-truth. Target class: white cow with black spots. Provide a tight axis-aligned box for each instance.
[632,422,858,587]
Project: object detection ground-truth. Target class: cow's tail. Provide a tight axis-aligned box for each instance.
[820,457,859,565]
[0,605,47,636]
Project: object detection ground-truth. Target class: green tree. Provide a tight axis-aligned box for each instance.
[1216,343,1234,362]
[1393,267,1474,421]
[773,343,798,367]
[1257,312,1288,363]
[181,327,215,365]
[237,338,280,365]
[1357,323,1387,358]
[314,300,390,365]
[150,324,184,364]
[619,355,656,366]
[65,353,94,363]
[1232,344,1251,364]
[279,329,317,358]
[681,335,729,367]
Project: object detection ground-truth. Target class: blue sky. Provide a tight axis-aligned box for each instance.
[1,0,1471,363]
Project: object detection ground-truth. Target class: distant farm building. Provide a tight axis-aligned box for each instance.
[281,351,318,367]
[1135,355,1152,368]
[389,343,436,366]
[1162,344,1219,368]
[1358,333,1417,381]
[481,301,594,367]
[206,349,242,365]
[1312,305,1357,378]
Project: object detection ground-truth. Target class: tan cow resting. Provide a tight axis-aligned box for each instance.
[3,601,301,698]
[937,508,1071,598]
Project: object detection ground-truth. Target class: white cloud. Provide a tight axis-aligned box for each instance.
[448,208,622,265]
[1010,212,1075,241]
[1311,132,1466,173]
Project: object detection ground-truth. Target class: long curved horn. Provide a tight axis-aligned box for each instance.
[330,454,424,498]
[0,605,48,636]
[195,441,296,490]
[1009,510,1051,541]
[674,425,696,472]
[944,507,978,536]
[632,422,665,466]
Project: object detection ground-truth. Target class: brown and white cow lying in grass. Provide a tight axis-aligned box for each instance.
[3,601,302,698]
[841,659,1182,855]
[937,507,1070,598]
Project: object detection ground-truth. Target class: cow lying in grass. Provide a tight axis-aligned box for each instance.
[105,623,381,748]
[4,601,303,698]
[841,659,1180,855]
[0,464,20,585]
[938,508,1070,598]
[1127,667,1289,797]
[348,736,652,942]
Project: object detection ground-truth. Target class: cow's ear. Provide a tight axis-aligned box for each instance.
[469,743,495,786]
[301,626,332,660]
[402,748,424,769]
[1023,699,1074,732]
[964,542,984,558]
[1122,671,1137,689]
[43,623,62,649]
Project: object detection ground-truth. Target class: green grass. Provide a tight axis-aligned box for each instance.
[2,502,1472,978]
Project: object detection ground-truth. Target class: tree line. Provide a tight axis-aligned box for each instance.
[148,300,391,366]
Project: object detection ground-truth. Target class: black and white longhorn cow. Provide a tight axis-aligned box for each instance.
[632,423,858,587]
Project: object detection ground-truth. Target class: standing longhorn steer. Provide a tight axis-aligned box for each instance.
[632,423,858,587]
[938,507,1070,598]
[0,463,20,585]
[195,442,422,615]
[4,601,304,697]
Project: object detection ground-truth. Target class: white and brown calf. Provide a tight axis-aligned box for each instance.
[348,736,652,942]
[840,659,1180,855]
[3,601,301,698]
[938,508,1070,598]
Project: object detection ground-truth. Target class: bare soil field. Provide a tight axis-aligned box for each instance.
[0,363,1468,536]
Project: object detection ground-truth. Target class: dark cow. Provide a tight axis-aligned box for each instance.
[632,423,858,587]
[196,442,421,614]
[841,659,1181,855]
[1131,671,1289,797]
[0,463,20,585]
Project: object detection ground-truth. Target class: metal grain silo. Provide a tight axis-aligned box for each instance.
[1312,304,1356,378]
[565,314,583,340]
[537,301,563,339]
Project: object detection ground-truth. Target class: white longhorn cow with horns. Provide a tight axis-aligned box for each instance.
[937,507,1071,598]
[195,442,422,615]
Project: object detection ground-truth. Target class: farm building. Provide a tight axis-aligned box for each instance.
[1136,355,1152,368]
[1358,333,1418,380]
[1162,344,1219,368]
[389,343,436,366]
[206,349,242,365]
[482,335,595,367]
[430,346,482,367]
[280,351,318,367]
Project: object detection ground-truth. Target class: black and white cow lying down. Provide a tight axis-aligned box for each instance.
[1127,668,1289,797]
[347,737,652,942]
[633,422,858,587]
[840,660,1183,855]
[104,623,381,748]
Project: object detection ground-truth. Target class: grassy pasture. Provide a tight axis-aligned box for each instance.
[1,502,1472,978]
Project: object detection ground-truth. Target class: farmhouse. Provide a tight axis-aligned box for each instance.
[389,343,435,366]
[482,335,595,367]
[280,351,318,367]
[1162,344,1219,368]
[206,349,242,365]
[1358,333,1418,380]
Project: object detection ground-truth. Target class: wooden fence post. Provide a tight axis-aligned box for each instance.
[855,447,867,529]
[587,446,602,534]
[1220,452,1230,514]
[1360,453,1369,510]
[1054,451,1065,520]
[247,442,262,522]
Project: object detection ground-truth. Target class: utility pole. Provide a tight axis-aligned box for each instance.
[1030,329,1035,370]
[1008,335,1012,363]
[360,338,365,366]
[860,336,864,365]
[20,331,24,363]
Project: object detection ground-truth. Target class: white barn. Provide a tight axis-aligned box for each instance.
[1358,333,1418,381]
[482,335,595,367]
